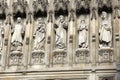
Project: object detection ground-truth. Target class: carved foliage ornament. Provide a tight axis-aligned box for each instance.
[53,50,67,64]
[75,0,90,10]
[99,48,113,63]
[33,0,48,12]
[75,48,89,63]
[12,0,28,13]
[32,51,45,65]
[98,0,112,8]
[54,0,69,11]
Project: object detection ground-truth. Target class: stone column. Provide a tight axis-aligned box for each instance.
[23,13,33,69]
[27,13,34,68]
[46,11,53,67]
[68,9,75,66]
[113,17,120,65]
[90,7,98,66]
[2,14,12,70]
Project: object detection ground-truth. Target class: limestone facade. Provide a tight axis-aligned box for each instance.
[0,0,120,80]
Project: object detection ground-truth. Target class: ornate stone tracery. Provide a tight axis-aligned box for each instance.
[12,0,28,14]
[0,0,119,80]
[33,0,48,12]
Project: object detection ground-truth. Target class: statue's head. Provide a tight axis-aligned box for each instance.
[102,11,107,19]
[17,17,22,23]
[59,15,64,23]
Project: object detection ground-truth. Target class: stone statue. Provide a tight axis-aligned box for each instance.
[11,17,24,51]
[99,11,112,48]
[33,18,46,50]
[77,19,88,48]
[54,15,68,49]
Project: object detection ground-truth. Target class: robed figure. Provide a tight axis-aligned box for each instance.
[78,19,88,48]
[33,18,46,50]
[54,15,68,49]
[11,17,24,51]
[99,11,112,47]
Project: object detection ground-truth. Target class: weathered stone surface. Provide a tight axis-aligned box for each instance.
[0,0,119,80]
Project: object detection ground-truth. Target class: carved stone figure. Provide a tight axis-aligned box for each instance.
[99,11,112,48]
[11,17,24,51]
[33,18,46,50]
[78,19,88,48]
[54,15,68,49]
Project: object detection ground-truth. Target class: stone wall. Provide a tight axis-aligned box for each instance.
[0,0,120,80]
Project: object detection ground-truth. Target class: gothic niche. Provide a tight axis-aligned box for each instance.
[9,17,25,66]
[75,0,90,15]
[0,0,7,19]
[75,2,90,63]
[98,0,112,13]
[54,0,69,16]
[53,15,68,64]
[75,15,89,64]
[32,18,46,65]
[98,11,113,63]
[31,0,48,65]
[32,0,48,18]
[9,0,28,66]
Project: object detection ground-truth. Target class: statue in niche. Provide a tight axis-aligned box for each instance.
[54,15,68,49]
[11,17,24,52]
[0,22,4,54]
[99,11,112,48]
[77,19,88,48]
[33,18,46,50]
